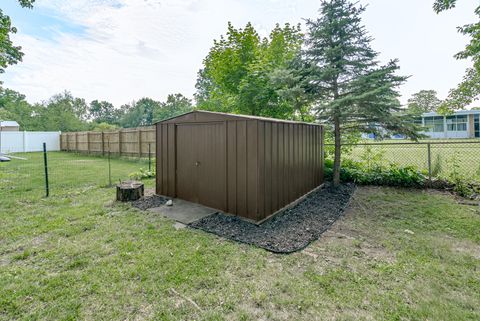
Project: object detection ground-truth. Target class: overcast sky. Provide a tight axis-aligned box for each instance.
[1,0,478,107]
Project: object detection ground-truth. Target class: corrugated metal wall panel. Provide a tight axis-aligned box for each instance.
[255,120,324,221]
[167,124,176,196]
[264,121,272,217]
[236,120,248,218]
[162,124,169,196]
[227,120,237,214]
[272,122,279,213]
[278,123,285,210]
[257,120,265,220]
[156,124,162,195]
[246,120,259,220]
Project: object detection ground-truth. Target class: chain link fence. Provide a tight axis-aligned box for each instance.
[0,143,155,200]
[326,141,480,181]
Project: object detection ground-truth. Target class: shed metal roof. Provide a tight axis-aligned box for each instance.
[155,110,321,126]
[0,121,20,127]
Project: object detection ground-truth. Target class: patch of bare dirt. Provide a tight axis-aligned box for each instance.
[307,186,397,264]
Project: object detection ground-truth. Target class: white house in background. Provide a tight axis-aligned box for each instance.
[0,120,20,131]
[362,109,480,140]
[421,109,480,139]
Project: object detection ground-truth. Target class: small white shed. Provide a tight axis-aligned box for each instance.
[0,121,20,132]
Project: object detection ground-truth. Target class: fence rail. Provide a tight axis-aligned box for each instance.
[60,126,155,157]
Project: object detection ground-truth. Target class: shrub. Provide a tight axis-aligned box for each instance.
[325,147,479,200]
[324,159,426,187]
[325,157,480,200]
[129,168,155,180]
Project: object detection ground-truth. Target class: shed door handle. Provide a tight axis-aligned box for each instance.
[195,161,200,166]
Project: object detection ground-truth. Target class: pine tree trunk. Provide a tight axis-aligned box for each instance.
[333,116,341,187]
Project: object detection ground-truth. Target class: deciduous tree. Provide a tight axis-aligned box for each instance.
[119,98,161,128]
[0,1,35,75]
[434,0,480,110]
[154,93,193,122]
[88,100,123,125]
[0,87,36,129]
[35,91,89,132]
[407,90,442,115]
[195,22,307,119]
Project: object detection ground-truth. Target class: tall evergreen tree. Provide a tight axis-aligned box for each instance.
[303,0,420,186]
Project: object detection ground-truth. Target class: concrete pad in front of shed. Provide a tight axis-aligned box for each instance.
[148,199,219,224]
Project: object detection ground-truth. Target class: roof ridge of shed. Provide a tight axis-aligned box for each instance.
[154,110,320,126]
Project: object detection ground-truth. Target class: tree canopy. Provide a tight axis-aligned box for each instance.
[0,87,193,131]
[407,90,442,115]
[0,87,36,128]
[0,1,35,75]
[154,93,193,121]
[195,22,308,120]
[88,100,121,125]
[434,0,480,110]
[119,94,193,128]
[433,0,457,12]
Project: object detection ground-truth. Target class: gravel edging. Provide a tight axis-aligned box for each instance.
[189,183,356,253]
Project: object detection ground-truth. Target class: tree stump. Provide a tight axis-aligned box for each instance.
[116,181,144,202]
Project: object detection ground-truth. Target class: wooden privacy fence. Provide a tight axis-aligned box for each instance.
[60,126,156,157]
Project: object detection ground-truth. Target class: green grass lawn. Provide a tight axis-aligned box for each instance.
[0,152,152,198]
[1,153,479,320]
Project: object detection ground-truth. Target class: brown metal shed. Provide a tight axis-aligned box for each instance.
[155,111,324,222]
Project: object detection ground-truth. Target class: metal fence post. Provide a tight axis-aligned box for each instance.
[427,143,432,182]
[43,142,50,197]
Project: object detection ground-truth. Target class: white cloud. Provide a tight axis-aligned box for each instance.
[2,0,478,107]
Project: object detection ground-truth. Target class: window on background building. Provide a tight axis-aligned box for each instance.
[446,115,468,131]
[424,116,444,132]
[458,115,468,131]
[475,114,479,138]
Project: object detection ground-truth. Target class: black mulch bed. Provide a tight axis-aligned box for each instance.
[189,183,356,253]
[132,195,169,210]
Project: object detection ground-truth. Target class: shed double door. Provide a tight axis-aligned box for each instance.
[176,123,227,211]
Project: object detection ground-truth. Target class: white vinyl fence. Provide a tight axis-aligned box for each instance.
[0,131,61,153]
